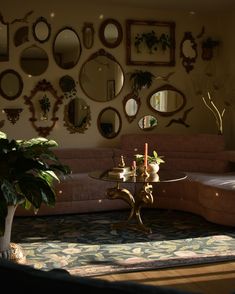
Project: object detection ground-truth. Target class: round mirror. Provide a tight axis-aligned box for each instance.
[99,19,123,48]
[79,49,124,102]
[82,22,94,49]
[20,45,49,76]
[0,69,23,100]
[148,85,186,116]
[122,91,141,123]
[53,27,81,69]
[33,17,51,43]
[138,115,158,130]
[97,107,121,138]
[64,97,91,133]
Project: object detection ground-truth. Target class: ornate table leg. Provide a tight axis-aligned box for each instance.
[106,182,153,233]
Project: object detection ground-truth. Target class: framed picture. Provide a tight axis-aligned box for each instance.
[126,19,175,66]
[107,79,115,100]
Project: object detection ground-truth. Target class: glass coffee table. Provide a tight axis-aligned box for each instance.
[89,169,187,234]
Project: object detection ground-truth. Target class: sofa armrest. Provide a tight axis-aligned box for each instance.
[224,150,235,162]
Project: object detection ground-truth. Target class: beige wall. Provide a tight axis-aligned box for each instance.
[0,0,234,148]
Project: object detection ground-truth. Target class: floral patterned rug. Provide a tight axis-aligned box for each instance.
[12,209,235,277]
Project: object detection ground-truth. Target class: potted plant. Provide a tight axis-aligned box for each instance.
[201,37,220,60]
[0,131,70,260]
[130,70,155,92]
[135,150,165,174]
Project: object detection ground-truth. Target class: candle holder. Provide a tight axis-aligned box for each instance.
[141,165,149,178]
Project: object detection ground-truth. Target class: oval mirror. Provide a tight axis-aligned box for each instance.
[79,49,124,102]
[0,18,9,61]
[97,107,121,139]
[33,17,51,43]
[138,115,158,131]
[0,69,23,100]
[14,26,29,47]
[148,85,186,116]
[99,18,123,48]
[82,22,94,49]
[122,91,141,123]
[53,27,81,69]
[20,45,49,76]
[64,97,91,133]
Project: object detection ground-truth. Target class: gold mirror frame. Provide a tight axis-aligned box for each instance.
[24,79,64,137]
[147,84,186,117]
[64,98,91,134]
[180,32,197,73]
[99,18,123,48]
[97,107,122,139]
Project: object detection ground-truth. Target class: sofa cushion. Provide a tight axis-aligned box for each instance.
[54,148,115,173]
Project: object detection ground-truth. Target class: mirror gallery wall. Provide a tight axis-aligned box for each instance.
[0,0,234,148]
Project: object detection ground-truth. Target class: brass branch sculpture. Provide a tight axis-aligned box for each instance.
[202,92,225,135]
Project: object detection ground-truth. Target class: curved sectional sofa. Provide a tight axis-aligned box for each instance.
[16,133,235,227]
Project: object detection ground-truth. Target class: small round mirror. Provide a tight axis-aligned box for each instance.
[97,107,121,138]
[148,85,186,116]
[20,45,49,76]
[33,17,51,43]
[99,19,123,48]
[138,115,158,130]
[53,27,82,69]
[0,69,23,100]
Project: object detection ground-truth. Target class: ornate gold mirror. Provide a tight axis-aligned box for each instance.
[97,107,121,138]
[79,49,124,102]
[64,97,91,134]
[20,45,49,76]
[14,26,29,47]
[122,91,141,123]
[53,27,82,69]
[32,17,51,43]
[0,69,23,100]
[180,32,197,73]
[0,16,9,61]
[99,18,123,48]
[24,79,64,137]
[138,115,158,131]
[82,22,94,49]
[147,84,186,116]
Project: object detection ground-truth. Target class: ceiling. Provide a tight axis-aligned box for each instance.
[98,0,235,12]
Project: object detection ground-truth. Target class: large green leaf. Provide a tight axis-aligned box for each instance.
[0,180,19,205]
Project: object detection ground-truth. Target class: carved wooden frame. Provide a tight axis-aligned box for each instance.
[24,79,63,137]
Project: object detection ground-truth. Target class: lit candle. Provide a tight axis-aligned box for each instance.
[144,143,148,168]
[132,160,136,169]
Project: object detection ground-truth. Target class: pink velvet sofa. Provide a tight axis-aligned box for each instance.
[15,133,235,227]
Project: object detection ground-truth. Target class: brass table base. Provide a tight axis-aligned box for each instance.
[107,182,153,234]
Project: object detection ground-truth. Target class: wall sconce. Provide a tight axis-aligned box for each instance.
[3,108,23,124]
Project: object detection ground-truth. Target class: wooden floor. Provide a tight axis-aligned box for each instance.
[95,261,235,294]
